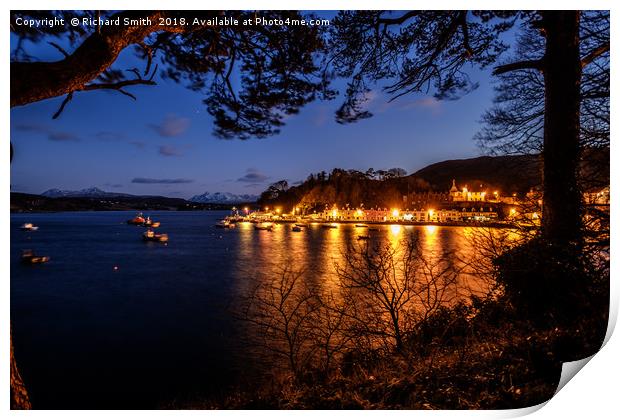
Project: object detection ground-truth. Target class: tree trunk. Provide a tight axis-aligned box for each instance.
[541,11,583,246]
[10,11,195,108]
[10,329,31,409]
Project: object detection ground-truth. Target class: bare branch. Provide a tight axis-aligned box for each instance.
[52,77,155,118]
[52,92,74,119]
[492,59,543,76]
[377,11,419,26]
[47,42,70,58]
[82,78,156,92]
[581,42,610,68]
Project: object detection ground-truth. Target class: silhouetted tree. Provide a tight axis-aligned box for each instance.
[330,11,609,247]
[385,168,407,178]
[11,10,334,138]
[260,179,290,202]
[476,11,609,193]
[336,239,458,351]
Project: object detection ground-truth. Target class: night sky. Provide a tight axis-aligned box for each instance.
[10,16,509,199]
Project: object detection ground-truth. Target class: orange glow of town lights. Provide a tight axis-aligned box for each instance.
[389,224,402,235]
[392,209,400,217]
[425,225,438,235]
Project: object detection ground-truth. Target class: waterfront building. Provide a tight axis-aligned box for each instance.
[449,179,496,202]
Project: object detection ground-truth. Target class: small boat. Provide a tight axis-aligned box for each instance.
[255,222,273,231]
[357,235,370,240]
[295,223,308,227]
[215,220,230,228]
[216,219,236,229]
[292,226,302,232]
[20,223,39,231]
[355,224,368,228]
[21,250,50,264]
[127,212,146,225]
[322,224,338,229]
[142,216,161,228]
[143,230,169,243]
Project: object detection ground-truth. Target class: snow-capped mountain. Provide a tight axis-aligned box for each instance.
[189,191,258,204]
[41,187,135,198]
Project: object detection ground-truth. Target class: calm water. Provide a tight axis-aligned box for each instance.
[10,211,496,408]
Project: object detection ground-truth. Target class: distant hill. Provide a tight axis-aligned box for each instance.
[258,151,608,211]
[409,149,608,193]
[41,187,136,198]
[257,156,544,211]
[11,192,243,213]
[189,191,258,204]
[409,155,542,194]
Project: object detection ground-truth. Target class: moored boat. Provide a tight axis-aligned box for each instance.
[143,216,161,228]
[143,230,169,243]
[255,222,273,231]
[21,249,50,264]
[322,223,338,229]
[216,219,235,228]
[20,223,39,231]
[127,212,146,225]
[355,224,368,228]
[292,226,302,232]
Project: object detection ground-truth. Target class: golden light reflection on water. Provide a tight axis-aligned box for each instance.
[389,224,402,236]
[424,225,438,236]
[234,223,526,364]
[234,223,522,301]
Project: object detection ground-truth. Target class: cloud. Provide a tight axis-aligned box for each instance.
[313,106,330,127]
[14,123,80,141]
[13,123,47,132]
[158,145,183,157]
[48,131,80,142]
[375,93,442,115]
[401,97,442,114]
[236,168,270,183]
[149,114,190,137]
[95,131,125,141]
[131,177,194,184]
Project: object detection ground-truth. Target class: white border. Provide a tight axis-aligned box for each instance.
[4,2,617,419]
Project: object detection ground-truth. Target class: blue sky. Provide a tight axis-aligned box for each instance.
[10,15,507,199]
